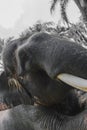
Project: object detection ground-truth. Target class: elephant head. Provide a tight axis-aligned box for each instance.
[1,32,87,130]
[16,32,87,104]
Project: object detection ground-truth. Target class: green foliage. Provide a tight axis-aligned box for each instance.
[19,20,87,48]
[6,37,14,44]
[0,38,4,53]
[19,21,56,39]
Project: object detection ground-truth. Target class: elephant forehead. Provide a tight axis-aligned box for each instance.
[17,32,87,79]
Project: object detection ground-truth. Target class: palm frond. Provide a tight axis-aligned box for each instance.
[60,0,69,24]
[50,0,69,25]
[74,0,87,26]
[50,0,59,13]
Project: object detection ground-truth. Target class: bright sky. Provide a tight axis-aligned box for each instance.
[0,0,24,28]
[0,0,81,38]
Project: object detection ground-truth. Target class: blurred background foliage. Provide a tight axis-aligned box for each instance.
[0,0,87,52]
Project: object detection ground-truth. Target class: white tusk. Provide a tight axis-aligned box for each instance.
[57,73,87,92]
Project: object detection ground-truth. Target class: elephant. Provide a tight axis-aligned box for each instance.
[1,32,87,130]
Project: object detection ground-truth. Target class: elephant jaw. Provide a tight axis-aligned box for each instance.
[57,73,87,92]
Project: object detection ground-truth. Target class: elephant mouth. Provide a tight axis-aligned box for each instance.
[57,73,87,92]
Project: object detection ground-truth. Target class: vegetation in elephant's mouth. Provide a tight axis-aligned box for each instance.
[0,103,11,111]
[8,78,23,92]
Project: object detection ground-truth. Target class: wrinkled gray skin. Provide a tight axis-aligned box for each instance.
[1,32,87,130]
[0,104,87,130]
